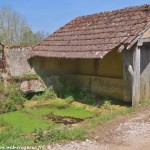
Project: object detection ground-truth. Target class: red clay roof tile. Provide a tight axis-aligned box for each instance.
[32,5,150,59]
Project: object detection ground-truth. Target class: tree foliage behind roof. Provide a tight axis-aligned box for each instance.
[0,5,49,46]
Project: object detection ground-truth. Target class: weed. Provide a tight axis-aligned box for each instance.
[0,117,9,127]
[13,73,39,81]
[58,77,98,105]
[0,82,25,114]
[34,127,86,144]
[139,99,150,106]
[0,129,33,146]
[65,96,74,104]
[88,107,136,128]
[31,87,57,101]
[100,100,112,109]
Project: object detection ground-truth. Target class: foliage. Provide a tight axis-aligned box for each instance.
[0,129,33,146]
[0,99,95,133]
[88,107,136,128]
[0,82,25,114]
[100,100,113,110]
[0,98,137,146]
[31,87,57,101]
[65,96,75,104]
[58,76,97,105]
[0,5,48,46]
[139,99,150,106]
[13,73,39,81]
[34,127,86,144]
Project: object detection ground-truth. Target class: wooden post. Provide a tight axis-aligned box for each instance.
[123,50,133,102]
[132,46,141,106]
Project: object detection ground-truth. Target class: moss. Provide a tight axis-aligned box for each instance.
[13,73,39,81]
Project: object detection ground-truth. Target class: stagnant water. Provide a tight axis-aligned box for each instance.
[45,113,84,125]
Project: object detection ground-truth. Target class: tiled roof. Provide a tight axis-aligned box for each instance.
[32,5,150,59]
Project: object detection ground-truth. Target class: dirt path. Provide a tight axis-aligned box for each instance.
[91,107,150,150]
[47,108,150,150]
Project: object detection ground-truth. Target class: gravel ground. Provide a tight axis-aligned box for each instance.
[46,140,100,150]
[44,109,150,150]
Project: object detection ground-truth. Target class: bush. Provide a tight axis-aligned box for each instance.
[65,96,74,104]
[34,127,86,144]
[0,129,32,146]
[31,87,57,101]
[58,76,97,105]
[0,82,25,114]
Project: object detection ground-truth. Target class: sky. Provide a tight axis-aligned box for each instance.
[0,0,150,34]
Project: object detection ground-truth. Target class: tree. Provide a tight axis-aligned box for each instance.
[0,5,48,46]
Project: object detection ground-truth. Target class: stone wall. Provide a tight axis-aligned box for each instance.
[5,46,32,76]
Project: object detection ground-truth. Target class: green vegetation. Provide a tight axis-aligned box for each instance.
[31,87,57,101]
[0,5,48,46]
[13,73,39,81]
[0,129,33,146]
[0,97,134,146]
[0,117,9,127]
[0,80,135,146]
[0,100,94,133]
[0,82,24,114]
[34,127,86,144]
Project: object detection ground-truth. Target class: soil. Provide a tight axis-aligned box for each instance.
[91,107,150,150]
[46,107,150,150]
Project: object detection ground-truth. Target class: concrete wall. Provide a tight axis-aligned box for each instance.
[31,50,123,99]
[31,50,123,79]
[43,75,123,99]
[5,46,32,76]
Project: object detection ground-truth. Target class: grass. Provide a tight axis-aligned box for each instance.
[0,111,51,133]
[0,129,33,146]
[0,100,95,133]
[0,97,135,146]
[88,107,136,128]
[0,80,136,146]
[34,127,86,144]
[13,73,39,81]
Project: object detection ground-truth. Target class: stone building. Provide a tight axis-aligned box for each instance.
[3,5,150,106]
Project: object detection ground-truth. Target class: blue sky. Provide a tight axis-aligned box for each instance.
[0,0,150,33]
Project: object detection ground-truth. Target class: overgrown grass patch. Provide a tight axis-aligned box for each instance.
[0,100,95,133]
[0,129,33,146]
[87,107,136,128]
[0,117,9,127]
[34,127,86,144]
[0,93,135,146]
[0,82,25,114]
[1,110,52,133]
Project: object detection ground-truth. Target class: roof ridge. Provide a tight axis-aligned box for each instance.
[76,4,150,19]
[32,4,150,59]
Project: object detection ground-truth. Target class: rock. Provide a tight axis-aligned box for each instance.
[20,79,45,94]
[95,136,99,140]
[85,139,90,142]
